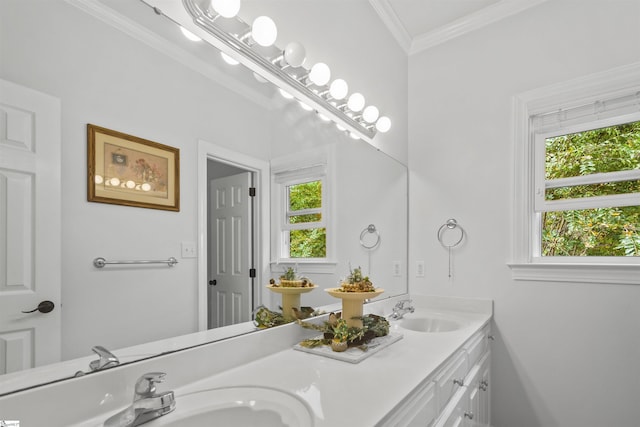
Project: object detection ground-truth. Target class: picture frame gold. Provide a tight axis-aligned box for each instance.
[87,124,180,211]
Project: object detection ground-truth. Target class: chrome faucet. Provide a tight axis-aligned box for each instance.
[90,345,120,371]
[104,372,175,427]
[389,299,415,320]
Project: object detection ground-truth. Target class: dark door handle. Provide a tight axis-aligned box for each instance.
[22,300,55,314]
[209,280,217,286]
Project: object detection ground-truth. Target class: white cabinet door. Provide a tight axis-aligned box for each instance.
[477,352,491,425]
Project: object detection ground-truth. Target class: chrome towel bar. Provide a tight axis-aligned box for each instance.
[93,257,178,268]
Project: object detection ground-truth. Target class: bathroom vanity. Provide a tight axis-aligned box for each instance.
[0,295,492,426]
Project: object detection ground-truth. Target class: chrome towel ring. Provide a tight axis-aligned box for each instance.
[437,219,465,249]
[360,224,381,249]
[437,219,465,277]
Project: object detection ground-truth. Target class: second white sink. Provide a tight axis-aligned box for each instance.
[399,314,467,333]
[147,385,314,427]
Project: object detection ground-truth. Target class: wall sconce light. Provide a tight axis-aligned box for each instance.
[177,0,391,142]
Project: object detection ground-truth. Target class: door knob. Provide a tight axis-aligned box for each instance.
[22,300,55,314]
[209,280,217,286]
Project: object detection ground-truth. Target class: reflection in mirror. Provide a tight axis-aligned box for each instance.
[0,0,407,395]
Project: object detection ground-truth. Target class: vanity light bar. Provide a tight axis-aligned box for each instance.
[180,0,384,142]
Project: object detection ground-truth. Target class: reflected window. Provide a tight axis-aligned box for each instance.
[285,179,326,258]
[273,162,331,262]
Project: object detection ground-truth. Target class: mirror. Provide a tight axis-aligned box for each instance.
[0,0,407,394]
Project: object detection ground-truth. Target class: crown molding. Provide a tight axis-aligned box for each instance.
[64,0,273,109]
[371,0,550,56]
[368,0,412,54]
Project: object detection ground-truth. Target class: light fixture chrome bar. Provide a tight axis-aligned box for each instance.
[181,0,377,141]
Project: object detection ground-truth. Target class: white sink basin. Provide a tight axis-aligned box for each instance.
[399,314,466,333]
[147,386,313,427]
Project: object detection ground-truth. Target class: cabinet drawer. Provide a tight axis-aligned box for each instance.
[433,350,468,411]
[464,325,489,367]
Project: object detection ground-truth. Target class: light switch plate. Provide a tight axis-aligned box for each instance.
[416,261,425,277]
[181,242,197,258]
[392,261,402,277]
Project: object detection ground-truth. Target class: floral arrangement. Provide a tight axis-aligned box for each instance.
[297,312,389,352]
[336,265,375,292]
[269,266,313,288]
[254,305,320,328]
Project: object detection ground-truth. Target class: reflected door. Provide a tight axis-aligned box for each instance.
[0,79,61,373]
[208,172,253,328]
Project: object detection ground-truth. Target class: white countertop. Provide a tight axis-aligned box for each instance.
[170,298,491,426]
[0,295,492,427]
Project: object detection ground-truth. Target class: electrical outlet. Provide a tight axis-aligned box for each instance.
[392,261,402,277]
[416,261,425,277]
[181,242,197,258]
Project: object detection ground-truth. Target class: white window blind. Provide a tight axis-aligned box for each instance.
[532,91,640,213]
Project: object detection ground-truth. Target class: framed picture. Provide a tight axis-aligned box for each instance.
[87,124,180,211]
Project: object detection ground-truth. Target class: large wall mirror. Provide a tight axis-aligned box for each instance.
[0,0,407,394]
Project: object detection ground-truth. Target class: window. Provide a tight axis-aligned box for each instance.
[537,120,640,257]
[511,63,640,284]
[285,178,326,258]
[271,158,334,269]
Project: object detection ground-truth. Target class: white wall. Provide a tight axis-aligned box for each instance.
[408,1,640,426]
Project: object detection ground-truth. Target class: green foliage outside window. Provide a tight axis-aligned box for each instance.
[542,121,640,256]
[288,180,327,258]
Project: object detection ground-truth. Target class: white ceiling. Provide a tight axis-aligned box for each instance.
[370,0,550,55]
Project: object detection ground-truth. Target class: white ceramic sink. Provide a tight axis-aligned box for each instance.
[147,385,314,427]
[399,314,467,333]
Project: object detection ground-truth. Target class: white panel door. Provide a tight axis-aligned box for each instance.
[208,172,252,329]
[0,79,61,373]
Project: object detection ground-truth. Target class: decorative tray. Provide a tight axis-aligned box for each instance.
[293,333,403,364]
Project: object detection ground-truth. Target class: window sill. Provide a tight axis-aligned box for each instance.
[508,262,640,285]
[270,260,338,275]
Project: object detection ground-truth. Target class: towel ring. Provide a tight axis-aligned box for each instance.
[437,219,465,249]
[437,219,465,278]
[360,224,381,249]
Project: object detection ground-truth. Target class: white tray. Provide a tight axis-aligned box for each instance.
[293,333,403,363]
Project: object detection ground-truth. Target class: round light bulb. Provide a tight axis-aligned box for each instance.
[253,72,268,83]
[362,105,379,123]
[278,88,294,99]
[210,0,240,18]
[94,175,104,185]
[336,123,346,132]
[109,177,120,187]
[376,116,392,133]
[347,93,365,112]
[283,42,306,67]
[141,183,151,192]
[329,79,348,100]
[220,52,239,65]
[309,62,331,86]
[298,101,313,111]
[126,180,136,189]
[251,16,277,47]
[180,27,201,42]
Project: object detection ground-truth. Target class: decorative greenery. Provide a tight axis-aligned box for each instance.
[542,120,640,256]
[338,265,376,292]
[269,266,313,287]
[297,313,389,349]
[282,266,297,280]
[254,305,319,328]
